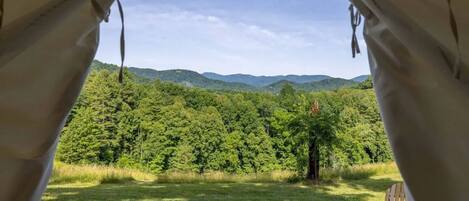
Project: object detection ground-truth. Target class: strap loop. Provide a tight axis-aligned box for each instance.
[349,4,362,58]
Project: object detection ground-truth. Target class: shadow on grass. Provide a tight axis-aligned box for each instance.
[343,177,398,193]
[44,182,372,201]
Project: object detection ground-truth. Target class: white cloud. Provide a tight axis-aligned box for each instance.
[97,1,370,77]
[118,4,317,50]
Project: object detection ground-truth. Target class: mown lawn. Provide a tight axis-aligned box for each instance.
[43,172,401,201]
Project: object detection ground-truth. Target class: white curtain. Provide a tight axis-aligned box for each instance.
[0,0,113,200]
[351,0,469,200]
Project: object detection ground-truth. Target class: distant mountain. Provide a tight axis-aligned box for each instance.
[129,67,256,91]
[91,60,361,92]
[351,75,370,82]
[263,78,357,93]
[202,72,332,87]
[91,61,255,91]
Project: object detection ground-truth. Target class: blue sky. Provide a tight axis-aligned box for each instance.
[96,0,368,78]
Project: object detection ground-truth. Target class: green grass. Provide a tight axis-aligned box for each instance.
[43,163,402,201]
[49,162,155,184]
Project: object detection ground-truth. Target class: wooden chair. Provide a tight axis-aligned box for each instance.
[385,183,406,201]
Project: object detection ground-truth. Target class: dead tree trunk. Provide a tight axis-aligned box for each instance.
[306,140,320,183]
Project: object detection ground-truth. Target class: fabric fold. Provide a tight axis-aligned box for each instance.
[0,0,113,200]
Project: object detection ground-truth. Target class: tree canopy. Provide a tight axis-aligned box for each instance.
[57,68,392,180]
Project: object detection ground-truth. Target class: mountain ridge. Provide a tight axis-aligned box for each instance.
[351,75,370,82]
[263,78,357,92]
[91,60,368,92]
[202,72,334,87]
[128,67,256,91]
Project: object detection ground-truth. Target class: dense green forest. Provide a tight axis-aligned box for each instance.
[56,64,389,181]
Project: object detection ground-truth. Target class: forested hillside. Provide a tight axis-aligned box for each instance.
[127,68,257,91]
[91,61,362,92]
[263,78,357,93]
[56,66,391,179]
[202,72,332,87]
[351,75,371,82]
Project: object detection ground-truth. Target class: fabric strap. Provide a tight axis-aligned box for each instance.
[117,0,125,83]
[91,0,124,83]
[349,4,361,58]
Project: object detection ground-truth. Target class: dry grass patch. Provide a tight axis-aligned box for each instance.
[50,162,156,184]
[50,162,398,184]
[155,170,296,183]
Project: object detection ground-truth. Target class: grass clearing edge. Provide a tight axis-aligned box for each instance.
[50,162,399,184]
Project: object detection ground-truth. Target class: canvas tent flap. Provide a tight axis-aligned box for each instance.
[351,0,469,200]
[0,0,113,200]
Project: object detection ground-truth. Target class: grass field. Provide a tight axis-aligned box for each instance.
[43,163,402,201]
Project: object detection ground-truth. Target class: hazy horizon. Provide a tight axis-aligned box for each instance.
[96,0,368,79]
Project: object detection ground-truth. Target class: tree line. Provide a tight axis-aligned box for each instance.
[57,69,391,181]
